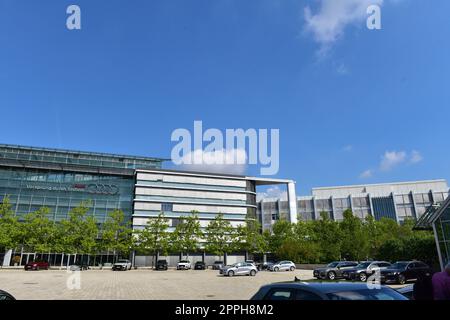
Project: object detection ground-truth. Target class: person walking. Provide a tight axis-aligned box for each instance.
[432,261,450,300]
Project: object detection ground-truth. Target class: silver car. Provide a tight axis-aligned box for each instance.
[269,261,296,272]
[220,262,258,277]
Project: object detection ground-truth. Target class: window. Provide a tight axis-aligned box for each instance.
[162,203,173,212]
[265,289,293,301]
[295,290,322,301]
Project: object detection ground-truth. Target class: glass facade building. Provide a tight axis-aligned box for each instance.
[415,197,450,270]
[0,144,165,223]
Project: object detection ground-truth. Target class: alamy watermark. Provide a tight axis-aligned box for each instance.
[171,121,279,176]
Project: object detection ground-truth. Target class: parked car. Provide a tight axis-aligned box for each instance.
[112,259,132,271]
[380,261,432,285]
[194,261,206,270]
[220,262,258,277]
[342,261,391,282]
[212,261,224,270]
[177,260,192,270]
[251,281,408,300]
[24,260,49,271]
[155,259,168,270]
[257,262,274,271]
[397,285,414,300]
[313,261,359,280]
[269,261,296,272]
[0,290,15,301]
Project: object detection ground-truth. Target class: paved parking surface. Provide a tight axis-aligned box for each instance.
[0,269,404,300]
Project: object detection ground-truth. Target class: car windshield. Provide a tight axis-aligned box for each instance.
[214,261,223,264]
[356,262,371,268]
[180,260,189,263]
[327,288,407,300]
[117,260,128,263]
[390,262,409,269]
[327,262,339,268]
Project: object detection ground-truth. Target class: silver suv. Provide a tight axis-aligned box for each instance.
[269,261,296,272]
[220,262,258,277]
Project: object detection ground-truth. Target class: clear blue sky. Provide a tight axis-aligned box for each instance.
[1,0,449,196]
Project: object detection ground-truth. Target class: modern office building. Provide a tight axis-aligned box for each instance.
[257,180,450,231]
[0,144,165,223]
[0,143,297,267]
[133,169,296,231]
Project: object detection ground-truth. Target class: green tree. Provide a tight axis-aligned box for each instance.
[22,207,58,253]
[204,214,235,259]
[171,212,202,258]
[101,209,133,260]
[137,213,171,266]
[59,201,99,255]
[236,218,268,256]
[269,220,294,253]
[340,209,369,260]
[311,212,342,262]
[0,196,23,252]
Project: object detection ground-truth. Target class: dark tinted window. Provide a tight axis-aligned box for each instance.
[415,262,428,268]
[327,288,407,300]
[0,295,13,301]
[265,289,293,300]
[295,290,322,301]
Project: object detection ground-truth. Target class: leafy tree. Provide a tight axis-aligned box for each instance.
[204,214,235,258]
[311,212,342,262]
[339,209,369,261]
[137,213,171,265]
[0,196,22,251]
[101,209,133,259]
[171,212,202,258]
[269,220,294,253]
[59,201,99,255]
[236,218,269,256]
[22,207,58,253]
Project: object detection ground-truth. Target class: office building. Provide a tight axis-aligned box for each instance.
[257,180,450,232]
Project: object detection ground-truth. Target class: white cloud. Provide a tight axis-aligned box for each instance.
[410,150,423,164]
[175,148,248,175]
[379,150,407,171]
[303,0,383,54]
[257,185,288,201]
[362,149,423,178]
[359,169,373,179]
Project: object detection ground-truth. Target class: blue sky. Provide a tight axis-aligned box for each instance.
[1,0,449,196]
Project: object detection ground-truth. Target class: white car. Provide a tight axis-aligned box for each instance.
[177,260,192,270]
[220,262,258,277]
[269,261,296,272]
[112,259,132,271]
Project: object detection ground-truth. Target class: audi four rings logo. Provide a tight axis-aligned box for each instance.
[86,184,119,195]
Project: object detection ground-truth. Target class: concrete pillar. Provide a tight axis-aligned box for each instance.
[287,182,298,224]
[2,249,12,267]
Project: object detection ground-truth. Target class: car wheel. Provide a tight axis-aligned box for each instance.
[290,266,295,271]
[274,267,279,272]
[327,271,336,280]
[359,273,368,282]
[398,274,406,285]
[250,270,256,276]
[36,266,40,271]
[228,270,235,277]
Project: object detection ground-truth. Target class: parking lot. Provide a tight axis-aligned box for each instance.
[0,268,407,300]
